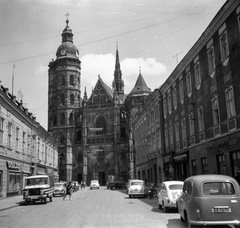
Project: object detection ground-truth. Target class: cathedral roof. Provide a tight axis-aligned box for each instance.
[129,71,151,96]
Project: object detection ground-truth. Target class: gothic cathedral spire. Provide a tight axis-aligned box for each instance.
[113,43,124,103]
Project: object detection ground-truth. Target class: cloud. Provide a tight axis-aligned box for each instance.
[81,53,167,95]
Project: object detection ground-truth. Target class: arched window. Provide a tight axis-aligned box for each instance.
[70,94,75,105]
[60,113,65,125]
[96,116,106,135]
[69,112,73,125]
[61,75,65,87]
[70,74,74,86]
[53,114,57,126]
[60,93,65,106]
[76,130,81,141]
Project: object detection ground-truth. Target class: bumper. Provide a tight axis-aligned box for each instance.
[128,192,146,197]
[23,195,47,201]
[190,219,240,226]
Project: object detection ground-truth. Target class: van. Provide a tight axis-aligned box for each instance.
[22,175,55,205]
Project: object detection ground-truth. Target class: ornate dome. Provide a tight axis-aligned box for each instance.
[56,18,79,59]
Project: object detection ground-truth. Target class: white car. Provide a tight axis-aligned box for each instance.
[158,181,183,212]
[128,180,147,198]
[90,180,100,189]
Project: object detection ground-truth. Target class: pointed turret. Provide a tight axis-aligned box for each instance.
[129,68,151,96]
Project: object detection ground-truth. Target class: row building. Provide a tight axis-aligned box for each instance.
[132,0,240,185]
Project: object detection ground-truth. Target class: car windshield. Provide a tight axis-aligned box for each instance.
[91,181,98,183]
[203,182,235,195]
[25,177,48,186]
[169,184,183,190]
[131,182,144,186]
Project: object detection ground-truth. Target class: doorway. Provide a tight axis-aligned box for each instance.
[99,172,106,186]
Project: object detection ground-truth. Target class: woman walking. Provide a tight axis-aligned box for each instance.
[63,181,73,200]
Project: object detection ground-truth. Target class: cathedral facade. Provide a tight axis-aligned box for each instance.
[47,19,142,185]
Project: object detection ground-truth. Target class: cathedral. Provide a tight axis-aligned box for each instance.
[47,18,151,185]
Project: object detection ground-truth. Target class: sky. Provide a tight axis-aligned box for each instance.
[0,0,227,129]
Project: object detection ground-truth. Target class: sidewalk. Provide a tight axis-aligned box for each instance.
[0,195,24,212]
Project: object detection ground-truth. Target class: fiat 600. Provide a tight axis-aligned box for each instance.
[177,174,240,228]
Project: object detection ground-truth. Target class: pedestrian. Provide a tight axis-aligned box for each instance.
[63,181,73,200]
[235,171,240,185]
[80,181,83,190]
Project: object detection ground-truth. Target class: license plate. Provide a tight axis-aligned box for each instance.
[212,207,231,213]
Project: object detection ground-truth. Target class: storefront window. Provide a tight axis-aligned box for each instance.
[8,173,21,193]
[232,151,240,176]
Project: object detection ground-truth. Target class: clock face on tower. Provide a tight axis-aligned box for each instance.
[60,49,66,55]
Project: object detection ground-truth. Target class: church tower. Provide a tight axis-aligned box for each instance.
[48,16,81,182]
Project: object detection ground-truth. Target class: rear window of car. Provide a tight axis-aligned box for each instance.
[169,184,183,190]
[131,182,144,186]
[203,182,235,195]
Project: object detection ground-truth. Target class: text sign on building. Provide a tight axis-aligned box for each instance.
[6,161,20,171]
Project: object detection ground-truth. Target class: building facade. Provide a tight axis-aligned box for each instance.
[159,0,240,180]
[0,82,58,199]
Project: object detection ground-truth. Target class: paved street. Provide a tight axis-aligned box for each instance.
[0,186,187,228]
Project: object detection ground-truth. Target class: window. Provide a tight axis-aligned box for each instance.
[60,113,65,125]
[219,23,229,62]
[212,97,220,125]
[70,74,74,86]
[168,93,172,114]
[201,157,208,174]
[179,80,184,103]
[175,122,179,143]
[7,122,12,147]
[225,87,236,119]
[203,182,234,195]
[194,59,201,87]
[22,132,25,153]
[70,94,75,105]
[96,116,106,135]
[163,99,167,118]
[188,113,195,136]
[60,93,65,106]
[169,125,173,146]
[186,71,192,96]
[181,118,186,140]
[191,159,197,175]
[16,128,19,151]
[207,39,216,74]
[217,154,226,175]
[173,87,177,109]
[165,129,169,149]
[0,118,4,145]
[197,107,204,132]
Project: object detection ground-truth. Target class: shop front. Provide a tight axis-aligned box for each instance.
[6,160,21,197]
[163,152,174,181]
[173,151,189,181]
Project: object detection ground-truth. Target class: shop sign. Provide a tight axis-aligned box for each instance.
[6,161,20,171]
[163,155,172,163]
[173,153,187,162]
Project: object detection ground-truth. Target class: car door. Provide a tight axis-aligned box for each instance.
[178,181,191,219]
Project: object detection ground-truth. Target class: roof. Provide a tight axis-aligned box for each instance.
[185,174,237,183]
[129,72,151,96]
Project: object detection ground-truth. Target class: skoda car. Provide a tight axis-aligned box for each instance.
[177,174,240,228]
[53,182,66,196]
[128,180,147,198]
[158,181,183,212]
[90,180,100,190]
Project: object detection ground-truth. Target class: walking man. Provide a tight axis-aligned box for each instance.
[63,181,73,200]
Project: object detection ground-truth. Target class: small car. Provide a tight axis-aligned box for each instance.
[53,182,66,197]
[177,174,240,228]
[90,180,100,189]
[128,180,147,198]
[158,181,183,212]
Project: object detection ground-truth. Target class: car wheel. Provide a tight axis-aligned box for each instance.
[43,198,47,204]
[158,203,162,209]
[129,195,132,198]
[180,216,184,222]
[25,199,28,205]
[50,195,53,202]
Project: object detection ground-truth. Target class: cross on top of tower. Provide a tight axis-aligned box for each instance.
[65,12,70,26]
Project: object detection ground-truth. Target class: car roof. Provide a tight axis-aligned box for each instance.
[25,175,48,179]
[162,181,184,186]
[184,174,237,183]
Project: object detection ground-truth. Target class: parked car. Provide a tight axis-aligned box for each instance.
[53,182,66,197]
[72,181,79,192]
[90,180,100,189]
[158,181,183,212]
[108,180,125,190]
[126,179,140,193]
[128,180,147,198]
[177,174,240,228]
[22,175,55,204]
